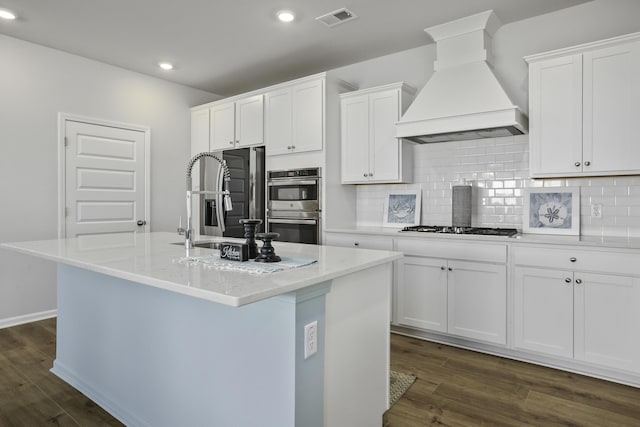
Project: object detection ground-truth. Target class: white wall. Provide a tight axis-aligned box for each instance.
[0,34,219,326]
[339,0,640,237]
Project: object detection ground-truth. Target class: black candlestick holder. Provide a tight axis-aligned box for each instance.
[254,232,281,263]
[239,219,262,259]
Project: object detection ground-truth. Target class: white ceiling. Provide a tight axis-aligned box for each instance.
[0,0,590,96]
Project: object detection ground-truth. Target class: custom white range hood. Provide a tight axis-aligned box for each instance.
[396,10,527,143]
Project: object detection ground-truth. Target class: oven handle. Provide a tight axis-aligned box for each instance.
[268,218,318,225]
[268,180,318,186]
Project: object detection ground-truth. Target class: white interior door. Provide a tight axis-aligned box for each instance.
[64,119,148,242]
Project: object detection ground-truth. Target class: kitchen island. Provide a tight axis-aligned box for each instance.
[2,232,402,427]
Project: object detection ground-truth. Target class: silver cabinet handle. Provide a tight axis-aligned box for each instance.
[448,267,453,271]
[229,141,234,145]
[354,242,359,246]
[440,266,445,271]
[363,173,367,177]
[291,145,295,149]
[570,257,577,262]
[369,172,373,177]
[584,161,591,166]
[565,277,572,283]
[136,220,146,226]
[575,162,581,167]
[575,278,582,284]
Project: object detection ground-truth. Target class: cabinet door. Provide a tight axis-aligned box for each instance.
[574,273,640,372]
[341,95,370,183]
[447,261,507,345]
[529,55,583,177]
[583,42,640,174]
[397,256,447,332]
[513,267,574,358]
[265,87,293,156]
[235,94,264,148]
[210,102,236,151]
[292,79,323,153]
[368,89,401,182]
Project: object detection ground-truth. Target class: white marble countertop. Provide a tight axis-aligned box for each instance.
[325,226,640,250]
[1,232,402,307]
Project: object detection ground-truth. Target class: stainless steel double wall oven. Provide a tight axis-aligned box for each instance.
[267,168,321,244]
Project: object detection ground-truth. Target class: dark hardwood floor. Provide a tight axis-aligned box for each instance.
[384,333,640,426]
[2,318,640,426]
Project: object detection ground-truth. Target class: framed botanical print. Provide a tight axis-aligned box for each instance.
[523,187,580,235]
[383,190,421,228]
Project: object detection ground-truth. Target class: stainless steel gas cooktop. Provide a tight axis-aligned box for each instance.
[400,225,519,237]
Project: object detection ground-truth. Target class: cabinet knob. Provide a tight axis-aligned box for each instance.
[291,145,295,149]
[136,220,146,226]
[287,145,293,150]
[575,278,582,284]
[584,161,591,166]
[565,277,572,283]
[354,242,359,246]
[363,173,368,177]
[440,266,445,271]
[229,141,234,145]
[369,172,373,177]
[575,162,581,167]
[448,267,453,272]
[570,257,577,262]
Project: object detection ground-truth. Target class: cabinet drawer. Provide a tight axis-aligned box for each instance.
[396,238,506,264]
[512,246,640,276]
[324,233,393,251]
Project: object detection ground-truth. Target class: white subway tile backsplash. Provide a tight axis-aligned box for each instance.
[354,136,640,236]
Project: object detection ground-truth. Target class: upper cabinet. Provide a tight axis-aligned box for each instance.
[210,94,264,151]
[265,77,324,156]
[340,83,415,184]
[526,33,640,178]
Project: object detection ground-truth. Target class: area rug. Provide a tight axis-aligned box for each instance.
[389,370,416,407]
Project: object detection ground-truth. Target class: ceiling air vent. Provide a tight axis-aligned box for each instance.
[315,8,357,27]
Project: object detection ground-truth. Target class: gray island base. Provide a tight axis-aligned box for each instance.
[2,233,401,427]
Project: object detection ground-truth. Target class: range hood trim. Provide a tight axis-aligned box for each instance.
[396,10,528,143]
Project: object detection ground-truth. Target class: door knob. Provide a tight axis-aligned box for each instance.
[137,220,146,226]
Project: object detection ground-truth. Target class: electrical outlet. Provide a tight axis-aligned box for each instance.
[590,203,603,219]
[304,321,318,359]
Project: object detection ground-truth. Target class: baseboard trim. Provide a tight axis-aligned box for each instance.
[0,309,57,330]
[51,361,150,427]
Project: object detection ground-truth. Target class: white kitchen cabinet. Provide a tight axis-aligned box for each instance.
[396,239,507,345]
[513,246,640,373]
[265,77,324,156]
[340,83,414,184]
[323,232,393,251]
[526,34,640,177]
[210,94,264,151]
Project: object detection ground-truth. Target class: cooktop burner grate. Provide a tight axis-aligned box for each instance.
[400,225,518,237]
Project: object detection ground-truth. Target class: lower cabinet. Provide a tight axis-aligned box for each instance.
[323,232,393,251]
[396,239,507,345]
[513,246,640,374]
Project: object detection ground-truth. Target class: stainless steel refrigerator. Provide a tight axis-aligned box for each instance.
[200,146,265,238]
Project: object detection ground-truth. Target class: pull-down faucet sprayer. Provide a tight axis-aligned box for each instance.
[185,152,232,254]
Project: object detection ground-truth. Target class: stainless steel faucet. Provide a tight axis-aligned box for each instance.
[185,152,232,255]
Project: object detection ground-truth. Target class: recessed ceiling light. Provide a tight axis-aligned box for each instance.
[277,10,295,22]
[0,8,16,20]
[158,62,174,71]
